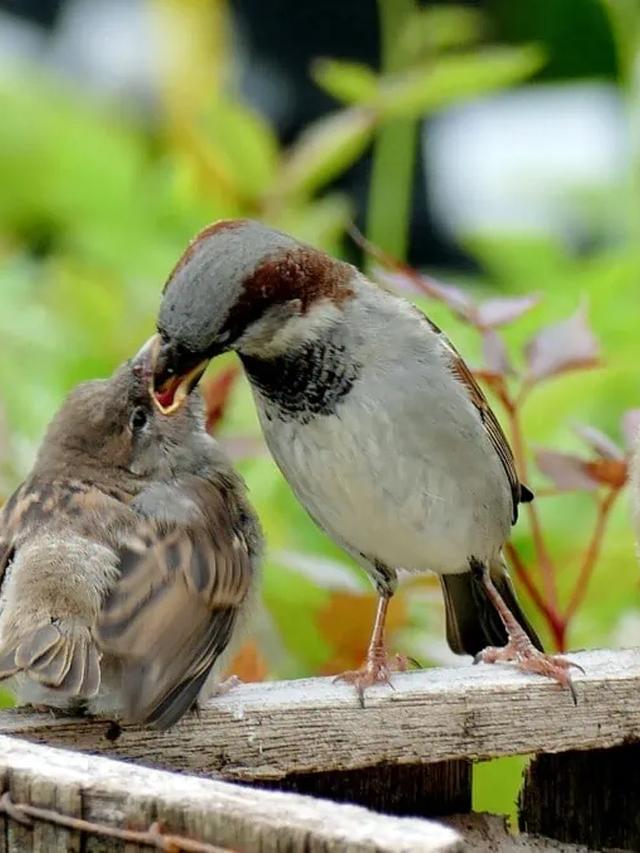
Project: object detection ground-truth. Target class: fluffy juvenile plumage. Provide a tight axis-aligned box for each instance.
[0,343,261,728]
[152,219,575,697]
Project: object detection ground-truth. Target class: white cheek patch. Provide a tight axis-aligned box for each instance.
[238,298,346,357]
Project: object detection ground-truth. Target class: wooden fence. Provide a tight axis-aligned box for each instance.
[0,647,638,851]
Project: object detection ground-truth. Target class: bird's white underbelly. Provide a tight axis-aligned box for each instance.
[260,401,511,575]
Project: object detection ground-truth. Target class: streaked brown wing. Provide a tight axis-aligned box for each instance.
[0,483,29,586]
[0,479,124,699]
[96,479,256,729]
[420,313,525,523]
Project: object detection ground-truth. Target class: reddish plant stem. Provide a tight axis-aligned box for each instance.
[564,487,621,624]
[504,542,564,647]
[502,389,560,617]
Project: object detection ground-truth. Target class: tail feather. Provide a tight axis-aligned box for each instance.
[441,559,543,657]
[0,622,101,698]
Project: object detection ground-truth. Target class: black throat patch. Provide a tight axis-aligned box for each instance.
[241,339,361,424]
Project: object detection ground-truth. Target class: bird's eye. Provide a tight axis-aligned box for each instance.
[130,407,149,432]
[159,328,170,345]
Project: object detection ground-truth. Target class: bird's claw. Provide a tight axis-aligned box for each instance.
[475,640,581,705]
[335,650,410,708]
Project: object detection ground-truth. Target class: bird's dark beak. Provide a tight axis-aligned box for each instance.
[147,335,209,415]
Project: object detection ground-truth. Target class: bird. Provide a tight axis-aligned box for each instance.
[0,339,262,728]
[150,218,577,700]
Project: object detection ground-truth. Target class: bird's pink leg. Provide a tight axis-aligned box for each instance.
[334,596,409,705]
[474,563,582,703]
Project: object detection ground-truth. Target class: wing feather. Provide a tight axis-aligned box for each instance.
[420,313,531,522]
[96,477,258,728]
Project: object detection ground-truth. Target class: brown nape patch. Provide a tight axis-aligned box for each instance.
[162,219,250,293]
[224,246,355,340]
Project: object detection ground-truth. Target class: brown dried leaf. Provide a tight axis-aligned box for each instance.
[573,423,623,460]
[535,449,601,492]
[482,329,512,376]
[202,365,241,433]
[476,294,540,329]
[524,304,600,383]
[622,409,640,451]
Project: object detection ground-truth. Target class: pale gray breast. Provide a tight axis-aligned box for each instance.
[253,335,513,575]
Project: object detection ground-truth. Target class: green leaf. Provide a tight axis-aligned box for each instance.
[374,45,545,120]
[601,0,640,84]
[199,98,279,198]
[276,108,375,198]
[311,58,379,104]
[274,193,354,253]
[399,6,486,60]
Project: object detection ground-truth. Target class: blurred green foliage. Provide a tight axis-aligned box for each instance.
[0,0,639,821]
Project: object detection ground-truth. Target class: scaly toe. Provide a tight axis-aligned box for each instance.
[475,641,581,704]
[334,656,394,707]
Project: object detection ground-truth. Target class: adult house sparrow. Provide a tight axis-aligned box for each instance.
[0,342,261,728]
[151,219,577,699]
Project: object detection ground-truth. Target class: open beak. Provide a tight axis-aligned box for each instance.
[146,335,209,415]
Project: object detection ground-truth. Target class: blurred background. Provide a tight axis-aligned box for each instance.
[1,0,639,820]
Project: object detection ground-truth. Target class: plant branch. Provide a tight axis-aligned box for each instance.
[502,390,560,617]
[564,487,621,624]
[504,542,562,637]
[0,791,227,852]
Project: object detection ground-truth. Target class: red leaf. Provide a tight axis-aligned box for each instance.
[622,409,640,452]
[482,329,512,376]
[524,304,600,383]
[573,423,623,460]
[202,365,241,433]
[373,265,426,298]
[426,278,478,321]
[374,266,477,321]
[583,458,629,489]
[535,449,601,492]
[476,294,540,329]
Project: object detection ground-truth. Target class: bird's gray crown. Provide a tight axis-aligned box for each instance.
[158,219,354,357]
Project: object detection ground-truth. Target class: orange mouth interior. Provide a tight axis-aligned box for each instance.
[148,337,208,415]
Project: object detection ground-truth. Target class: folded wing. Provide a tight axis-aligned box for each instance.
[96,478,257,729]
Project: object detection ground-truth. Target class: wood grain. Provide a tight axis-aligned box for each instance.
[0,736,462,852]
[519,743,640,850]
[1,649,638,781]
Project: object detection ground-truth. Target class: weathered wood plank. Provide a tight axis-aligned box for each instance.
[446,814,597,852]
[0,736,462,852]
[263,759,472,817]
[519,743,640,851]
[0,650,638,782]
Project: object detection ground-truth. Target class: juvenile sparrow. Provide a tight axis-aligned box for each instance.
[0,341,261,728]
[151,219,576,698]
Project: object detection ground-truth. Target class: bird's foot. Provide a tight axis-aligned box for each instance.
[474,637,583,704]
[191,675,244,717]
[334,651,413,707]
[210,674,244,697]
